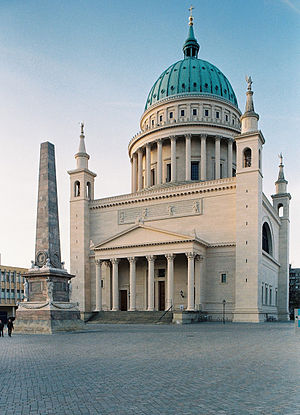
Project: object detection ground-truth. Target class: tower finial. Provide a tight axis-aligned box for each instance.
[80,122,84,136]
[189,5,194,26]
[245,75,252,91]
[240,75,259,133]
[279,152,283,166]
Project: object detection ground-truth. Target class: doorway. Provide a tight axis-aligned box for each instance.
[120,290,128,311]
[158,281,165,311]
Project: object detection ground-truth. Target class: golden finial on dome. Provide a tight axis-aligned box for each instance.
[189,5,194,26]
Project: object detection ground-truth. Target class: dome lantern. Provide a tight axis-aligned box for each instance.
[183,6,200,58]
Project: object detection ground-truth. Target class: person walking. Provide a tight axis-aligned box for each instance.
[0,320,4,337]
[7,319,14,337]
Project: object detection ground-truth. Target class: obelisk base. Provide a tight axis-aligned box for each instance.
[15,302,84,334]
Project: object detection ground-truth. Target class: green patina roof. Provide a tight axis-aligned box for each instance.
[144,17,238,111]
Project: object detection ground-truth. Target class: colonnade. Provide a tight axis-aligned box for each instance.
[131,134,234,192]
[94,253,201,312]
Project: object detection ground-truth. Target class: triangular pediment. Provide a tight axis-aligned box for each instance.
[94,224,194,251]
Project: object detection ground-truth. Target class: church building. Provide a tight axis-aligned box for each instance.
[68,12,291,322]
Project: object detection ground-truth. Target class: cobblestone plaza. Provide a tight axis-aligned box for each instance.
[1,323,299,415]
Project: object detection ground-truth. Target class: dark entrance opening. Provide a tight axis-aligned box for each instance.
[0,311,8,324]
[120,290,128,311]
[158,281,165,311]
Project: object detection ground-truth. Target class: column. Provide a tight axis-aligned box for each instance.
[111,258,120,311]
[8,271,11,304]
[137,148,143,191]
[145,143,151,187]
[215,136,221,180]
[146,255,155,311]
[18,273,22,300]
[201,134,207,181]
[3,271,6,302]
[165,254,175,310]
[195,255,204,310]
[157,139,162,185]
[95,259,102,311]
[185,134,191,181]
[186,252,196,311]
[132,153,137,192]
[227,139,233,178]
[13,271,17,305]
[128,257,136,311]
[170,136,176,182]
[0,270,2,304]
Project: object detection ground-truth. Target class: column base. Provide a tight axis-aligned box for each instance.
[147,307,154,312]
[112,308,119,311]
[233,308,266,323]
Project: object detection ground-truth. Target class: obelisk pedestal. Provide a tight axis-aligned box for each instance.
[15,142,84,334]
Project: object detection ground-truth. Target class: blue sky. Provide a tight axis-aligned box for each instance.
[0,0,299,268]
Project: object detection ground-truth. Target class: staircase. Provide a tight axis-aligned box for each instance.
[87,311,173,324]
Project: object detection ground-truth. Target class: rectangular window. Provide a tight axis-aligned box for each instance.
[216,111,220,119]
[191,161,199,180]
[180,109,185,117]
[225,114,229,121]
[221,273,227,283]
[169,112,173,119]
[220,163,223,179]
[151,168,155,186]
[158,269,165,277]
[204,109,209,117]
[192,108,197,116]
[159,115,163,122]
[261,285,264,305]
[151,119,154,126]
[265,286,268,305]
[166,163,171,182]
[269,288,272,305]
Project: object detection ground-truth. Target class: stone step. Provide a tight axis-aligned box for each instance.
[87,311,173,324]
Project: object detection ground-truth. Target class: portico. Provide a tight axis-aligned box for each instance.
[93,224,205,313]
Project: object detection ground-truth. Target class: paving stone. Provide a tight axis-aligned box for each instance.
[0,323,299,414]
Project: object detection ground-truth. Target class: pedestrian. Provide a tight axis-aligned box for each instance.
[0,320,4,337]
[7,318,14,337]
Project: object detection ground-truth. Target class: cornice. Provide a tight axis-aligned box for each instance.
[89,177,236,210]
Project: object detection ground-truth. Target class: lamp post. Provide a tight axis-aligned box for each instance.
[222,299,226,324]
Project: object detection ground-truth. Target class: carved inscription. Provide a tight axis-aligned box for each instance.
[118,198,203,225]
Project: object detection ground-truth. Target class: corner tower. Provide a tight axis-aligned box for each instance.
[233,77,265,322]
[68,124,96,315]
[272,155,291,320]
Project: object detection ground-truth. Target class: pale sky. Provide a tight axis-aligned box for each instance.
[0,0,299,269]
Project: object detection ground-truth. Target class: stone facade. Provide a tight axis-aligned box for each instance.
[69,17,290,323]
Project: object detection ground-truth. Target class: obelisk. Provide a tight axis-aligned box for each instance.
[15,142,84,334]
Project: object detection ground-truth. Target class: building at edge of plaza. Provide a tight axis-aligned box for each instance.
[68,13,291,322]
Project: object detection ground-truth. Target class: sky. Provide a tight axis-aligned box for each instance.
[0,0,299,269]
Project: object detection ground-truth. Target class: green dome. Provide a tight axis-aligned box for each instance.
[144,16,238,111]
[145,57,238,111]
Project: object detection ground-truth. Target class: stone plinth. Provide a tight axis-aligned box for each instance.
[15,266,84,334]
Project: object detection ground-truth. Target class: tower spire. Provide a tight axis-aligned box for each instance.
[275,153,288,194]
[75,122,90,169]
[240,76,259,133]
[183,6,200,58]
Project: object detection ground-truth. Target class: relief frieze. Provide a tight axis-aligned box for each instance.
[118,198,203,225]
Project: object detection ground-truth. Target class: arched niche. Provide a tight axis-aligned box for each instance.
[243,147,252,168]
[74,181,80,197]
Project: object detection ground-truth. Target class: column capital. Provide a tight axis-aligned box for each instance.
[195,254,204,262]
[170,135,177,142]
[146,142,151,149]
[185,134,192,140]
[137,147,144,154]
[165,253,175,261]
[111,258,120,265]
[127,257,136,264]
[227,137,234,144]
[215,135,222,141]
[95,259,102,266]
[200,134,207,140]
[146,255,156,262]
[185,252,196,260]
[156,138,162,144]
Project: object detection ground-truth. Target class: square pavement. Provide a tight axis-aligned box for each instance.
[0,322,299,415]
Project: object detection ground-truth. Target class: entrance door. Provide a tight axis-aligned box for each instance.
[158,281,165,311]
[120,290,128,311]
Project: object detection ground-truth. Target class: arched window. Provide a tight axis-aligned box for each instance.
[262,222,273,255]
[278,203,283,217]
[243,148,252,167]
[86,182,91,199]
[258,149,261,170]
[74,181,80,197]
